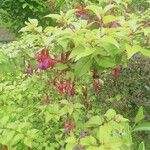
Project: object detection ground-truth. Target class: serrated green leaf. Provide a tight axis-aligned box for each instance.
[86,5,104,18]
[69,45,85,59]
[75,48,95,61]
[86,116,103,127]
[104,109,116,120]
[80,136,97,146]
[95,56,116,68]
[101,36,120,48]
[125,44,145,59]
[74,56,92,77]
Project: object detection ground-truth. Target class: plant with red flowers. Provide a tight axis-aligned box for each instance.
[0,0,150,150]
[35,49,57,70]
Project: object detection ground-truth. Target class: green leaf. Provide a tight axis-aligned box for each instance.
[45,14,61,21]
[133,122,150,132]
[66,9,76,18]
[104,109,116,120]
[0,116,9,125]
[75,48,95,61]
[69,45,85,59]
[0,130,16,145]
[140,48,150,57]
[11,134,24,146]
[85,116,103,127]
[135,106,144,124]
[103,15,118,24]
[97,123,112,144]
[125,44,148,59]
[22,3,28,9]
[55,63,68,70]
[101,36,119,48]
[86,5,104,18]
[95,56,116,68]
[80,136,97,146]
[138,142,145,150]
[74,56,92,77]
[24,137,32,148]
[104,4,115,13]
[65,133,76,144]
[115,114,129,122]
[28,18,38,27]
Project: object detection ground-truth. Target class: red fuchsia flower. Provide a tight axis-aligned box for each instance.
[109,22,121,28]
[65,80,73,91]
[35,49,49,62]
[93,79,101,94]
[69,87,75,97]
[65,120,75,133]
[112,66,121,78]
[35,49,57,70]
[57,79,75,96]
[58,80,66,95]
[75,7,88,20]
[65,80,75,97]
[26,64,33,75]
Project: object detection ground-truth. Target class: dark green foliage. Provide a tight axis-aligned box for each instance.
[98,54,150,149]
[99,54,150,116]
[1,0,149,33]
[0,0,50,32]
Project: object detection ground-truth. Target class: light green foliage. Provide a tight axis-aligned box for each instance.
[0,0,149,149]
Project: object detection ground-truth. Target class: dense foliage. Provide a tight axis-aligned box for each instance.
[0,0,83,32]
[0,0,150,150]
[0,0,150,32]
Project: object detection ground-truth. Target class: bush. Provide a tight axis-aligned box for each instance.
[0,0,150,149]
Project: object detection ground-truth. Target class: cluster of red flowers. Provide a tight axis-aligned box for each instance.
[93,79,101,94]
[75,7,88,20]
[35,49,57,70]
[56,79,75,97]
[112,66,121,78]
[65,119,74,133]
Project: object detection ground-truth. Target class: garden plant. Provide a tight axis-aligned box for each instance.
[0,0,150,150]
